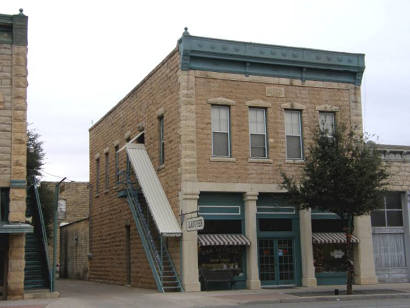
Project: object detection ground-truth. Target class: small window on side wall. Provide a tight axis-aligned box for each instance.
[211,105,230,157]
[159,116,165,165]
[95,158,100,194]
[114,145,119,184]
[249,108,267,158]
[319,112,335,136]
[285,110,303,159]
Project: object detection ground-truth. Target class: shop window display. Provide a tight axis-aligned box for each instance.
[198,219,246,290]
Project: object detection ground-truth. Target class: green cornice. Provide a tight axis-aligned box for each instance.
[178,30,365,85]
[0,10,28,46]
[0,222,33,234]
[11,179,27,189]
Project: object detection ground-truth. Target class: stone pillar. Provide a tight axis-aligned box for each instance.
[6,12,28,300]
[299,209,317,287]
[7,234,25,299]
[181,192,201,292]
[353,215,378,284]
[243,192,260,289]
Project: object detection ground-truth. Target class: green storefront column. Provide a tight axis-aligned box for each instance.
[181,192,201,291]
[244,192,261,289]
[299,209,317,287]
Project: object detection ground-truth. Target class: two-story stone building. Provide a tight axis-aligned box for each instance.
[89,29,377,292]
[0,10,31,299]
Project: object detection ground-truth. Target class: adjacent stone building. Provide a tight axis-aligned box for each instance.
[41,181,89,273]
[89,29,377,292]
[371,145,410,282]
[59,218,89,280]
[0,10,31,300]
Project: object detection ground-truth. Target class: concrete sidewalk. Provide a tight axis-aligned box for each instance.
[1,279,410,307]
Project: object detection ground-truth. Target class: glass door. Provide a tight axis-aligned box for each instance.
[259,239,295,285]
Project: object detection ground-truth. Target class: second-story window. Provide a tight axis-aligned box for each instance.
[319,112,335,136]
[159,116,165,165]
[249,108,267,158]
[96,158,100,194]
[285,110,303,160]
[211,105,230,157]
[115,145,119,184]
[104,152,109,190]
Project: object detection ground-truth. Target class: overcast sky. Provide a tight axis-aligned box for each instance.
[2,0,410,182]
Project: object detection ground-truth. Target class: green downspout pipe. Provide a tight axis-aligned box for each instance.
[51,177,66,292]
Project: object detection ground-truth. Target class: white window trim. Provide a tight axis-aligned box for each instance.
[249,107,268,159]
[285,110,303,160]
[211,105,231,158]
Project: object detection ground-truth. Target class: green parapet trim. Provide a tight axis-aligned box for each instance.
[0,222,33,233]
[10,179,27,189]
[0,9,28,46]
[178,29,365,85]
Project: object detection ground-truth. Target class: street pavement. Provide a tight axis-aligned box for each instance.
[1,279,410,307]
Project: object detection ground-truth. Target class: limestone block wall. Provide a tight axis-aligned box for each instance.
[88,50,181,288]
[194,71,359,185]
[41,181,89,267]
[0,11,28,300]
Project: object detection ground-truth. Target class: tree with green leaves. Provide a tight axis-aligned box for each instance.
[26,128,54,237]
[282,125,388,294]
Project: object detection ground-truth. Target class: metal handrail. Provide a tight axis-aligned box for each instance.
[123,167,183,292]
[32,179,52,290]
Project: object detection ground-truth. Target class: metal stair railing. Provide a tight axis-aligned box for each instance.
[124,172,183,292]
[125,181,163,291]
[32,180,51,290]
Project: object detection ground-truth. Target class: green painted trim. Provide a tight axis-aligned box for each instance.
[10,179,27,189]
[178,33,364,85]
[0,222,33,233]
[316,271,347,285]
[0,11,28,46]
[198,192,244,220]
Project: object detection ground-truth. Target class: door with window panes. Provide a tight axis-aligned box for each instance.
[371,192,408,282]
[258,218,298,286]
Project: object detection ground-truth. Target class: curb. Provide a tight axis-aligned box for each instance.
[24,291,60,300]
[278,292,410,303]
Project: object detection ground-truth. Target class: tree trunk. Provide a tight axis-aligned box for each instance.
[345,216,354,295]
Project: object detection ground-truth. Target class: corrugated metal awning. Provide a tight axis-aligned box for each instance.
[126,144,182,237]
[312,232,359,244]
[198,234,251,247]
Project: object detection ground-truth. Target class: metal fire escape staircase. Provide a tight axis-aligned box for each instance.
[24,181,51,290]
[122,144,183,292]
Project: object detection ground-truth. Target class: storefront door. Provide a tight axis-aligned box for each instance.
[258,238,295,285]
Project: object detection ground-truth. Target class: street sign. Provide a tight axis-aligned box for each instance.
[186,216,204,232]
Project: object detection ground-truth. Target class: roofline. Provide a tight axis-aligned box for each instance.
[178,31,365,85]
[89,47,178,132]
[60,217,89,229]
[0,10,28,46]
[376,144,410,152]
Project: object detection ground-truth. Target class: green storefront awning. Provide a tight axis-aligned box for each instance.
[0,222,33,234]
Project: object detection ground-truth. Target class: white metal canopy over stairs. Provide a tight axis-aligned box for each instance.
[126,143,181,237]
